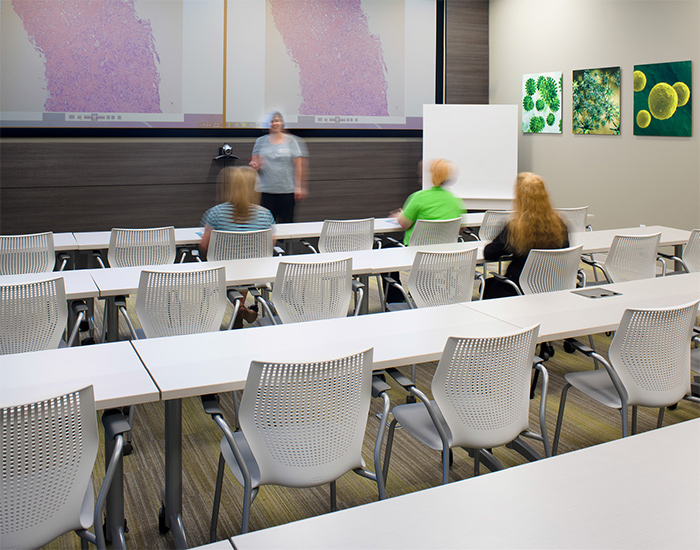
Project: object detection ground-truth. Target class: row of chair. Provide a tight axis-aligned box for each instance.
[4,295,699,547]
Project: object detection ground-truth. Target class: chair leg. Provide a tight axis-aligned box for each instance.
[441,446,450,485]
[552,382,572,455]
[330,481,337,512]
[209,454,225,542]
[382,419,399,482]
[620,407,628,438]
[530,368,540,399]
[473,449,481,477]
[631,406,638,435]
[657,407,666,429]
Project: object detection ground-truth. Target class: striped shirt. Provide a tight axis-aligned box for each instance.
[200,203,275,232]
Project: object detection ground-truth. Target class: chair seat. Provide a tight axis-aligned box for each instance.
[564,369,623,409]
[391,401,452,451]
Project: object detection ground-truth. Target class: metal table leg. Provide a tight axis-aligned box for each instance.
[162,398,188,549]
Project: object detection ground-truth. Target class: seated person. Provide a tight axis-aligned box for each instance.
[200,166,275,325]
[385,158,464,303]
[483,172,569,299]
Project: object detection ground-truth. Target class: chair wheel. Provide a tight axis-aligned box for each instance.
[158,505,170,535]
[563,340,576,354]
[81,337,96,346]
[122,442,133,456]
[406,395,416,404]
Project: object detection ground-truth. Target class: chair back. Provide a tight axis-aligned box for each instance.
[239,349,373,487]
[478,211,513,241]
[0,277,67,355]
[431,325,539,449]
[408,218,461,246]
[1,386,98,549]
[407,248,478,307]
[609,300,698,408]
[319,218,374,253]
[0,232,55,275]
[272,258,353,324]
[604,233,661,282]
[208,228,274,261]
[519,245,583,294]
[135,266,227,338]
[554,207,588,234]
[682,229,700,272]
[107,226,176,268]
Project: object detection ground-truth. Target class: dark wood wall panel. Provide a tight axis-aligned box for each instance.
[445,0,489,105]
[0,4,487,235]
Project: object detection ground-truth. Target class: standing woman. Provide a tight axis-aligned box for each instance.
[483,172,569,299]
[249,111,309,223]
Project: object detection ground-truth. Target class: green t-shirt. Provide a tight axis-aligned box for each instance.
[401,186,464,245]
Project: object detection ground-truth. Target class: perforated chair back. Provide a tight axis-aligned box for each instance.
[407,248,478,307]
[208,228,274,261]
[604,233,661,283]
[1,386,98,550]
[0,277,68,355]
[478,211,513,241]
[272,258,353,324]
[431,325,539,450]
[519,245,583,294]
[319,218,375,253]
[682,229,700,272]
[238,348,373,487]
[135,266,227,338]
[609,301,698,408]
[0,232,56,275]
[554,207,588,234]
[408,218,461,247]
[107,226,176,268]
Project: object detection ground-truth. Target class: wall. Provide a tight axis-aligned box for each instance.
[489,0,700,230]
[0,0,489,234]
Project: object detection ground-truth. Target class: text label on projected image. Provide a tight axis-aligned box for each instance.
[522,72,562,134]
[572,66,621,135]
[633,60,692,137]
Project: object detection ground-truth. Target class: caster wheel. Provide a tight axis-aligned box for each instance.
[81,337,96,346]
[158,505,170,535]
[563,340,576,354]
[122,442,133,456]
[406,394,416,404]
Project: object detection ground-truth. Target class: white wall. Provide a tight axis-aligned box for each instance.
[489,0,699,230]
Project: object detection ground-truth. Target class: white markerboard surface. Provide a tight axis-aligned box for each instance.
[423,104,518,210]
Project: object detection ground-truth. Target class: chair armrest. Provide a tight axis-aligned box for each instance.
[201,394,224,417]
[300,240,318,253]
[386,367,414,389]
[102,408,132,441]
[351,280,365,316]
[250,288,278,324]
[381,275,412,305]
[461,229,479,242]
[190,249,203,262]
[488,272,522,295]
[273,245,285,256]
[385,236,405,247]
[371,375,391,398]
[656,256,667,276]
[475,272,486,300]
[66,300,90,347]
[373,237,383,249]
[576,269,587,288]
[580,256,612,283]
[92,250,107,268]
[56,252,70,271]
[563,338,595,355]
[226,289,244,330]
[114,295,139,340]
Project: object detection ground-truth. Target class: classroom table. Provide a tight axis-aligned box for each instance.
[53,232,79,251]
[131,304,520,549]
[0,341,160,549]
[0,269,100,300]
[570,224,690,255]
[130,270,699,549]
[229,418,700,550]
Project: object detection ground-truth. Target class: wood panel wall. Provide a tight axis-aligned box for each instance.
[0,0,488,234]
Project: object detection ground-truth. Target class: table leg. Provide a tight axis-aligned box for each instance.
[163,398,188,549]
[104,297,119,342]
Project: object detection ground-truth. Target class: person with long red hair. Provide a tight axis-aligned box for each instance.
[483,172,569,299]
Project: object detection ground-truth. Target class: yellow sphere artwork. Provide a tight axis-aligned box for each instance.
[633,70,646,92]
[672,82,690,107]
[636,109,651,128]
[648,83,678,120]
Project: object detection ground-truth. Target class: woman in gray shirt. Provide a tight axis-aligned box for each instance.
[249,112,308,223]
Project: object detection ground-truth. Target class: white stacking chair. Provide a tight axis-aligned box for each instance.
[255,258,363,325]
[132,265,228,339]
[407,217,461,246]
[201,348,390,537]
[476,210,513,241]
[0,231,68,274]
[0,277,85,354]
[317,218,376,253]
[1,386,129,550]
[553,300,700,453]
[93,226,177,268]
[658,228,700,273]
[517,245,585,294]
[385,248,482,311]
[554,206,590,234]
[207,228,276,261]
[583,232,663,283]
[382,325,549,486]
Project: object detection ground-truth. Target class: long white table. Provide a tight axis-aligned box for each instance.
[570,224,690,254]
[230,418,700,550]
[0,269,100,301]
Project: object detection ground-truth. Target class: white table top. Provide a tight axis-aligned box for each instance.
[230,418,700,550]
[87,242,484,298]
[0,341,159,410]
[0,269,100,300]
[53,232,79,251]
[570,225,690,253]
[132,303,520,400]
[465,272,700,342]
[73,227,203,250]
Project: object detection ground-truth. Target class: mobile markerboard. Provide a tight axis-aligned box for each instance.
[423,104,518,210]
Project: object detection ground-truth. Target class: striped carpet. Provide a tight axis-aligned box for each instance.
[40,272,699,549]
